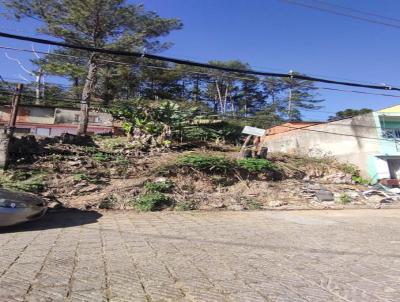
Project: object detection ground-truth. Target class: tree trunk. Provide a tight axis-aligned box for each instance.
[77,55,98,136]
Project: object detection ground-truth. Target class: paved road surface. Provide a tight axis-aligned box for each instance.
[1,209,400,301]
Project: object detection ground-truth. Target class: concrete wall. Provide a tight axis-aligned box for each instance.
[54,109,112,126]
[0,106,55,124]
[261,113,380,176]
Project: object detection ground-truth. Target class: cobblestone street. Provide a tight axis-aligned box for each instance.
[1,209,400,301]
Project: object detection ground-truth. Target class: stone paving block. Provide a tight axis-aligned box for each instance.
[1,210,400,301]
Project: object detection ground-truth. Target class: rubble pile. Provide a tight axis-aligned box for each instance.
[3,135,400,211]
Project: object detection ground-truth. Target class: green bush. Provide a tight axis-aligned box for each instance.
[236,158,276,172]
[245,199,262,210]
[0,171,46,193]
[134,192,173,212]
[339,193,352,204]
[178,154,231,172]
[175,201,194,211]
[145,180,174,193]
[351,175,370,185]
[92,152,111,162]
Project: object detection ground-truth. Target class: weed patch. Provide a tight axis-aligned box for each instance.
[145,180,174,193]
[236,158,276,172]
[0,170,46,193]
[178,154,231,173]
[339,193,352,204]
[245,199,262,210]
[99,194,117,209]
[175,201,194,211]
[134,192,173,211]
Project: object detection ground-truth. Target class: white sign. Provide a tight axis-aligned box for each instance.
[242,126,266,137]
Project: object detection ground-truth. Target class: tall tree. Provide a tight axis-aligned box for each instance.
[280,73,324,120]
[3,0,182,134]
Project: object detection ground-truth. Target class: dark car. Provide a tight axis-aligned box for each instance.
[0,189,47,227]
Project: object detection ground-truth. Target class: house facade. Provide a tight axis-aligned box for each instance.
[261,105,400,183]
[0,105,114,137]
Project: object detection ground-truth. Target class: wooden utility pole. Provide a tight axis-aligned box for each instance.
[8,83,24,136]
[0,83,23,169]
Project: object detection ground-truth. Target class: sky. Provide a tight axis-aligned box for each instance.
[1,0,400,120]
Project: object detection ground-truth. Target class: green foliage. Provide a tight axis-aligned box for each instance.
[145,180,174,193]
[339,163,369,184]
[99,194,117,209]
[92,152,111,162]
[175,201,194,211]
[178,154,231,172]
[96,136,129,151]
[182,121,242,144]
[236,158,276,172]
[339,193,352,204]
[73,173,89,182]
[0,171,46,193]
[4,0,182,105]
[72,173,101,183]
[351,175,370,185]
[329,108,373,121]
[339,163,360,176]
[245,199,262,210]
[134,192,173,212]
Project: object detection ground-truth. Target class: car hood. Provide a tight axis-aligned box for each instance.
[0,189,46,207]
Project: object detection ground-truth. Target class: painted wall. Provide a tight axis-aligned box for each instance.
[261,113,380,177]
[265,122,322,136]
[54,108,112,126]
[0,106,55,124]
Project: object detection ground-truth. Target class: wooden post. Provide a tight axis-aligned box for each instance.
[240,135,253,158]
[8,83,23,136]
[0,83,23,169]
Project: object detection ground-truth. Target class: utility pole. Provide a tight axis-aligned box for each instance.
[0,83,23,169]
[288,70,293,121]
[8,83,24,137]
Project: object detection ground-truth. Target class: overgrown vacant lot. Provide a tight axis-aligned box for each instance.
[0,135,382,211]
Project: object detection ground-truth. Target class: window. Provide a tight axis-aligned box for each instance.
[382,128,400,140]
[15,128,30,134]
[88,115,99,123]
[73,114,99,123]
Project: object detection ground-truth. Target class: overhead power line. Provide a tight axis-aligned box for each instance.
[0,31,399,92]
[281,0,400,29]
[311,0,400,24]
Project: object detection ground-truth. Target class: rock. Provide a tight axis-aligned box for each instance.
[227,204,244,211]
[79,184,99,193]
[48,201,62,209]
[208,202,225,209]
[345,191,360,199]
[315,190,334,202]
[67,160,81,166]
[154,177,167,183]
[268,200,288,207]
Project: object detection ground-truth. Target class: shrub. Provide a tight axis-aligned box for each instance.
[0,171,46,193]
[339,163,363,177]
[236,158,276,172]
[73,173,89,182]
[99,194,117,209]
[178,154,231,173]
[245,199,262,210]
[134,192,173,211]
[351,175,370,185]
[92,152,111,162]
[339,193,352,204]
[145,180,174,193]
[175,201,194,211]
